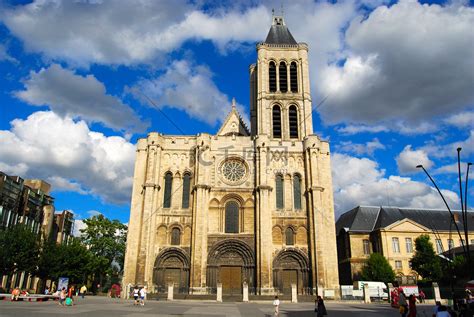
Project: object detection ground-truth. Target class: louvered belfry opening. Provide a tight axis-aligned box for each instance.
[163,172,173,208]
[276,174,284,209]
[293,174,302,209]
[289,105,298,139]
[182,173,191,208]
[290,62,298,92]
[279,62,287,92]
[269,61,277,92]
[272,105,282,138]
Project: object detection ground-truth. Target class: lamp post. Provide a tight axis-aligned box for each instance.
[416,165,466,253]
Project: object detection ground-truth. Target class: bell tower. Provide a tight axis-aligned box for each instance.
[250,15,313,140]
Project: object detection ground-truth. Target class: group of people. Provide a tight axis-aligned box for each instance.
[397,290,419,317]
[272,295,327,316]
[132,285,147,306]
[56,285,76,306]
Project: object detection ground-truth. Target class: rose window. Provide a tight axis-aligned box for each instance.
[222,160,246,183]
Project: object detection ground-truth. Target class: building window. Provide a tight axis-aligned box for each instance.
[171,228,181,245]
[279,61,287,92]
[285,227,294,245]
[275,174,284,209]
[288,105,298,139]
[405,238,413,253]
[471,239,474,245]
[293,174,301,210]
[435,239,443,254]
[182,173,191,209]
[269,61,277,92]
[395,260,402,270]
[163,172,173,208]
[225,201,239,233]
[448,239,454,249]
[272,105,282,138]
[290,62,298,93]
[392,237,400,253]
[363,239,370,255]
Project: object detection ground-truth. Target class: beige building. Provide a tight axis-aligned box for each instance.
[336,206,474,285]
[123,16,339,296]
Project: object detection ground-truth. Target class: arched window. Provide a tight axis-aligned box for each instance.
[171,227,181,245]
[182,173,191,209]
[225,201,239,233]
[285,227,294,245]
[163,172,173,208]
[279,62,287,92]
[293,174,302,210]
[290,62,298,92]
[269,61,277,92]
[276,174,284,209]
[272,105,282,138]
[289,105,298,139]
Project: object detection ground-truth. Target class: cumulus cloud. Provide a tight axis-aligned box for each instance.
[0,111,135,204]
[133,59,246,125]
[332,153,459,216]
[337,138,385,156]
[318,0,474,128]
[396,145,433,174]
[15,64,147,134]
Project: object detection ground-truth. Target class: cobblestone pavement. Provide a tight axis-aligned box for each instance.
[0,296,437,316]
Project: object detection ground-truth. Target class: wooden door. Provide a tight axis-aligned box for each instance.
[281,269,298,294]
[220,266,242,295]
[164,268,181,292]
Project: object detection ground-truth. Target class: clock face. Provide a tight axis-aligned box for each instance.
[221,159,247,184]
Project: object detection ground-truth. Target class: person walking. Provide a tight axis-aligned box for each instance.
[59,287,67,306]
[139,286,147,306]
[399,290,408,317]
[419,290,426,303]
[315,296,328,316]
[408,294,417,317]
[133,286,140,306]
[80,285,87,299]
[273,295,280,316]
[67,285,75,306]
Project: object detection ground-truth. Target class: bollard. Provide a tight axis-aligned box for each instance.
[217,283,223,302]
[363,283,371,303]
[167,283,174,301]
[433,282,441,302]
[243,282,249,302]
[291,283,298,303]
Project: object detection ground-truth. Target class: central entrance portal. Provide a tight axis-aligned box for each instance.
[220,266,242,295]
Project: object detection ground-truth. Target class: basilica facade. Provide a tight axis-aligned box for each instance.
[123,16,339,296]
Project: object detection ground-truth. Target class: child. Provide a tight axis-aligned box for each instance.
[273,295,280,316]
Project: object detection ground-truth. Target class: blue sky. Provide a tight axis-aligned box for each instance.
[0,0,472,228]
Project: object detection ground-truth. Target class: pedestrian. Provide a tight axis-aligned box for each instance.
[80,284,87,299]
[273,295,280,316]
[399,290,408,317]
[419,290,425,303]
[408,294,417,317]
[67,285,75,306]
[11,287,20,301]
[44,286,49,295]
[436,305,451,317]
[140,286,147,306]
[133,286,140,306]
[59,287,67,306]
[432,301,442,317]
[315,296,328,316]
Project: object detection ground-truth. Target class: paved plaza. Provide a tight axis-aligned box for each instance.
[0,296,437,316]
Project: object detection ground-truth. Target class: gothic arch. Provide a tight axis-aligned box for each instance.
[153,247,190,293]
[273,248,310,294]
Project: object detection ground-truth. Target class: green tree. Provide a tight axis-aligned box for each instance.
[35,236,61,291]
[360,253,396,283]
[410,235,442,281]
[79,214,127,290]
[50,239,94,285]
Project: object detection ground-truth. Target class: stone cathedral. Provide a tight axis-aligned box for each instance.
[123,16,339,297]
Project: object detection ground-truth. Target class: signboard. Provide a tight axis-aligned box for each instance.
[58,277,69,291]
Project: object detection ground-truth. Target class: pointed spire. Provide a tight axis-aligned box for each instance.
[231,97,236,109]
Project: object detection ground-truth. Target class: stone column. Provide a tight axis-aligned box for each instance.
[216,283,223,302]
[433,282,441,302]
[291,283,298,303]
[167,283,174,301]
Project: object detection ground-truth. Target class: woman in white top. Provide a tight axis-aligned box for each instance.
[139,286,147,306]
[273,296,280,316]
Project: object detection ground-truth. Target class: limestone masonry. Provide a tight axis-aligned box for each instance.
[123,15,340,296]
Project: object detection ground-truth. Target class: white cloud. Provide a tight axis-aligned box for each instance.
[0,43,17,63]
[87,210,102,217]
[73,219,86,237]
[444,111,474,129]
[318,0,474,128]
[337,124,389,135]
[15,64,147,134]
[396,145,433,174]
[422,130,474,158]
[133,59,246,125]
[0,111,135,204]
[337,138,385,156]
[47,176,87,195]
[332,153,459,216]
[433,162,474,180]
